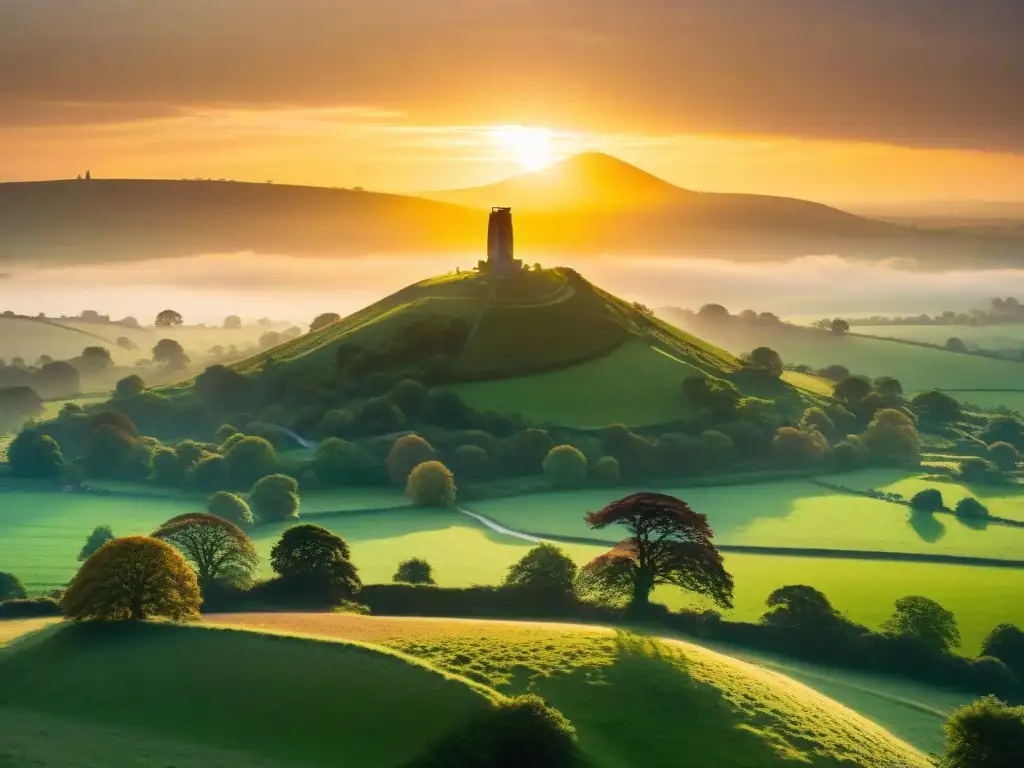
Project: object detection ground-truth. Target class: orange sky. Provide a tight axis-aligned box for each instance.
[2,1,1023,205]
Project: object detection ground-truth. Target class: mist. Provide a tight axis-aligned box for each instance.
[3,252,1024,325]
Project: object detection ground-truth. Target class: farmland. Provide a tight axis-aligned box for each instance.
[855,323,1024,351]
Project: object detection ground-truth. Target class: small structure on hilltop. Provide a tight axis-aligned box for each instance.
[479,207,523,275]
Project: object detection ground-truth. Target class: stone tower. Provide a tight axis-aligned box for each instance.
[487,206,514,272]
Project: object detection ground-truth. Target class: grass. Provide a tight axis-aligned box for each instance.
[208,613,932,767]
[933,389,1024,412]
[0,316,115,363]
[855,323,1024,351]
[0,622,494,767]
[469,478,1024,560]
[780,369,834,396]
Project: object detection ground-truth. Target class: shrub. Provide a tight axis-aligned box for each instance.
[215,424,239,443]
[987,441,1020,472]
[63,536,201,621]
[542,445,588,489]
[248,474,300,522]
[861,408,920,465]
[591,455,621,486]
[969,656,1019,695]
[504,544,577,599]
[451,444,491,482]
[393,558,436,585]
[413,694,577,768]
[319,407,357,438]
[406,460,456,507]
[911,390,962,424]
[270,524,361,604]
[941,696,1024,768]
[603,425,660,480]
[981,415,1024,450]
[701,430,735,468]
[0,571,28,601]
[657,432,704,475]
[6,430,63,478]
[78,525,115,561]
[910,488,945,513]
[959,457,1000,484]
[830,438,867,470]
[151,447,186,486]
[386,434,437,487]
[359,397,406,434]
[114,374,145,399]
[223,435,277,489]
[799,407,837,442]
[0,597,61,618]
[388,379,428,418]
[833,376,873,405]
[422,390,475,429]
[982,624,1024,681]
[955,496,990,520]
[312,437,385,486]
[510,428,554,474]
[83,424,136,478]
[748,346,783,377]
[772,427,828,466]
[190,454,227,492]
[207,491,254,526]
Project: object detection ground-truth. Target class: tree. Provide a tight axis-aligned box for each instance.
[35,361,80,399]
[772,427,828,466]
[6,430,63,478]
[696,303,730,320]
[579,493,733,613]
[760,585,844,631]
[310,312,341,332]
[63,536,201,621]
[312,437,383,486]
[359,396,406,434]
[981,415,1024,449]
[799,407,837,442]
[152,513,258,590]
[829,318,850,336]
[955,496,990,520]
[511,428,555,474]
[248,474,299,522]
[223,315,242,329]
[883,595,960,654]
[84,423,135,477]
[749,346,783,377]
[451,444,491,482]
[78,525,115,561]
[910,488,945,513]
[207,491,254,527]
[386,434,437,487]
[941,696,1024,768]
[388,379,428,418]
[833,376,872,405]
[592,455,621,486]
[959,457,999,484]
[542,445,588,489]
[270,524,361,602]
[115,374,145,398]
[191,454,227,492]
[407,461,456,507]
[393,558,435,585]
[259,331,282,350]
[945,337,968,353]
[504,543,577,598]
[874,376,904,396]
[982,624,1024,681]
[912,391,962,424]
[861,408,920,465]
[77,346,114,373]
[223,435,277,488]
[152,338,190,371]
[987,442,1020,472]
[155,309,183,326]
[0,572,27,601]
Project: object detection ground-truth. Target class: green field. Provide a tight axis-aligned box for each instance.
[856,323,1024,351]
[469,479,1024,560]
[0,622,494,767]
[0,316,116,363]
[206,613,931,767]
[930,389,1024,413]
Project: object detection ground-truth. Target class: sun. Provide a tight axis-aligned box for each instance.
[492,125,553,171]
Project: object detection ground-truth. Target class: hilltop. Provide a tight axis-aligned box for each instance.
[3,155,1021,264]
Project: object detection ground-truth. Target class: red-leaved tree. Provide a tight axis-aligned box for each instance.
[579,492,733,614]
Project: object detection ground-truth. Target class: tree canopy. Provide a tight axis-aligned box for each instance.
[249,474,300,522]
[207,491,254,527]
[6,430,63,478]
[579,493,733,613]
[270,524,361,603]
[542,445,588,489]
[504,543,577,598]
[155,309,183,326]
[406,461,456,507]
[0,571,27,602]
[882,595,960,654]
[63,536,201,621]
[941,696,1024,768]
[152,338,190,371]
[310,312,341,332]
[78,525,115,561]
[386,434,437,487]
[393,558,435,585]
[152,513,258,590]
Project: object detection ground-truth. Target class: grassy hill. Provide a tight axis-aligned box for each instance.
[207,613,934,767]
[0,621,496,767]
[0,315,116,363]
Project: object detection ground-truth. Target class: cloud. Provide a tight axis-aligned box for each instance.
[1,0,1022,152]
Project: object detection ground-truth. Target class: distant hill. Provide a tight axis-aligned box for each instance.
[2,158,1023,264]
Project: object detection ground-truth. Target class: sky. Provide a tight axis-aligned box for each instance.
[2,0,1024,205]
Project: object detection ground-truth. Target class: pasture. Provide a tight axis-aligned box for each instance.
[855,323,1024,351]
[206,613,931,768]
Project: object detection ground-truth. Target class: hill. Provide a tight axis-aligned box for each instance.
[0,315,117,363]
[0,621,496,767]
[3,158,1022,264]
[206,613,934,768]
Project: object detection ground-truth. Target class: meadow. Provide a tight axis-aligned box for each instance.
[855,323,1024,351]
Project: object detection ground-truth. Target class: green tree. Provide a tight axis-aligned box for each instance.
[77,346,113,373]
[542,445,588,489]
[406,461,456,507]
[312,437,383,486]
[987,442,1020,472]
[115,374,145,398]
[982,624,1024,681]
[760,585,849,634]
[749,346,783,377]
[155,309,183,326]
[830,318,850,336]
[190,454,227,492]
[0,571,27,601]
[799,407,837,442]
[388,379,428,419]
[959,457,999,484]
[78,525,115,561]
[504,543,577,599]
[249,474,300,522]
[910,488,945,513]
[152,513,258,590]
[861,408,920,465]
[63,536,201,621]
[386,434,437,487]
[393,558,435,585]
[207,491,254,526]
[873,376,904,395]
[833,376,872,406]
[6,430,63,478]
[510,428,554,474]
[309,312,341,332]
[151,447,186,486]
[912,391,962,424]
[152,338,190,371]
[772,427,828,466]
[941,696,1024,768]
[591,455,621,486]
[955,496,990,520]
[84,424,136,477]
[270,524,361,602]
[579,493,733,614]
[883,595,960,654]
[223,435,277,488]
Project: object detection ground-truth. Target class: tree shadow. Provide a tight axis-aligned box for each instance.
[954,514,990,532]
[907,510,946,543]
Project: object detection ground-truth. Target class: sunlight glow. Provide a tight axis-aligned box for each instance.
[492,125,554,171]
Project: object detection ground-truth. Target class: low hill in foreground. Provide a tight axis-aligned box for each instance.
[1,618,932,767]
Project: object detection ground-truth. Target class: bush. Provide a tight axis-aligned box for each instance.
[422,390,475,430]
[0,571,28,601]
[451,444,491,482]
[387,434,437,487]
[830,438,868,471]
[982,624,1024,681]
[772,427,828,466]
[312,437,385,486]
[78,525,115,561]
[207,491,254,526]
[359,397,406,434]
[215,424,239,443]
[248,474,300,522]
[799,407,837,442]
[190,454,227,492]
[969,656,1019,696]
[63,536,201,621]
[6,430,63,478]
[388,379,428,418]
[955,496,990,520]
[911,390,962,424]
[504,544,577,599]
[318,407,357,438]
[861,408,919,465]
[701,430,735,468]
[510,428,554,475]
[0,597,61,618]
[151,447,186,486]
[910,488,945,513]
[981,415,1024,450]
[542,445,588,489]
[591,455,621,486]
[114,374,146,399]
[941,696,1024,768]
[657,432,704,475]
[987,441,1020,472]
[959,457,1000,484]
[406,461,457,507]
[222,435,278,489]
[393,558,436,585]
[603,425,660,480]
[413,694,577,768]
